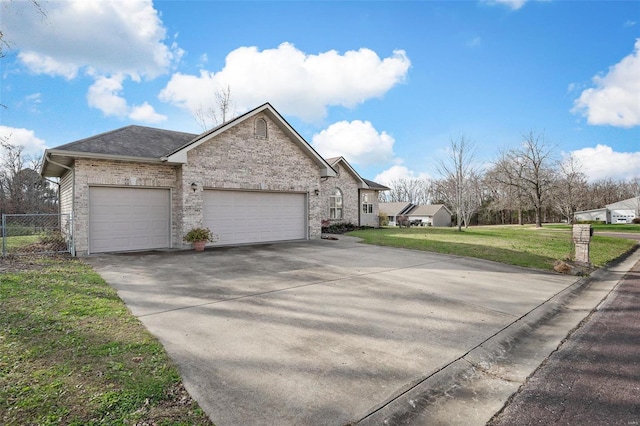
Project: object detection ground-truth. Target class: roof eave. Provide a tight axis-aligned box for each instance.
[41,149,172,177]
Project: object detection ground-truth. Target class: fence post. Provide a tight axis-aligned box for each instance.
[2,214,5,256]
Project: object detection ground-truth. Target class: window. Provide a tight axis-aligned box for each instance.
[329,188,343,219]
[255,118,267,139]
[362,193,373,214]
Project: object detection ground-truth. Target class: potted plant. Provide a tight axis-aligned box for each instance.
[183,227,217,251]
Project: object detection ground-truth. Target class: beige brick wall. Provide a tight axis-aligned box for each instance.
[70,159,178,255]
[181,112,323,241]
[320,164,360,226]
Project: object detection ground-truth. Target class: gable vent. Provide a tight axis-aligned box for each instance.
[255,118,267,139]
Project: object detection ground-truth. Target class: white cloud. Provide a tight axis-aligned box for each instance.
[18,51,79,80]
[87,75,166,123]
[374,165,430,185]
[311,120,395,166]
[3,0,181,122]
[159,42,410,122]
[3,0,182,80]
[483,0,529,10]
[0,126,47,159]
[129,102,167,123]
[571,144,640,182]
[572,39,640,128]
[87,75,129,118]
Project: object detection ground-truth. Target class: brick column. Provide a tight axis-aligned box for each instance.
[572,224,592,266]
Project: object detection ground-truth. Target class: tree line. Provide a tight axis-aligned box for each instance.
[0,137,58,216]
[380,131,639,230]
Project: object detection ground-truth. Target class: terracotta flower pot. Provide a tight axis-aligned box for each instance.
[193,240,207,251]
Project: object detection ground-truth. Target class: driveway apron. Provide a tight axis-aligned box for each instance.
[86,238,578,426]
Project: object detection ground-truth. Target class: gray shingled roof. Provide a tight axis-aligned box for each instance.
[53,125,197,159]
[379,202,413,216]
[408,204,449,216]
[363,178,389,190]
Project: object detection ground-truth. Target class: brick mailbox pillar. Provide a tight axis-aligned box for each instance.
[572,224,592,267]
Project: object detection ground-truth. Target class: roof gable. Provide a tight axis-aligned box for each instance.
[606,196,640,211]
[326,157,367,188]
[326,156,389,191]
[166,103,336,177]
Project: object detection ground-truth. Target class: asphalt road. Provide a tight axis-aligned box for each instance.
[488,257,640,426]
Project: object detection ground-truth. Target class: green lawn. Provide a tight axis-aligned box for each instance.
[546,223,640,233]
[0,256,213,426]
[3,235,40,253]
[348,225,637,271]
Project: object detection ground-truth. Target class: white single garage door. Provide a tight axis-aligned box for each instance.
[89,187,171,253]
[204,190,306,245]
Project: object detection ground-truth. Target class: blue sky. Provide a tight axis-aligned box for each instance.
[1,0,639,184]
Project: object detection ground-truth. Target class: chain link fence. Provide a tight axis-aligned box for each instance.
[1,214,72,256]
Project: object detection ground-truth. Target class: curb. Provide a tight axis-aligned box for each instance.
[356,244,640,426]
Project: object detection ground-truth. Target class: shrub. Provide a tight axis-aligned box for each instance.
[632,217,640,224]
[322,222,358,234]
[183,227,217,243]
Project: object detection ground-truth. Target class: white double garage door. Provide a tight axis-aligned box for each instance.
[89,187,307,253]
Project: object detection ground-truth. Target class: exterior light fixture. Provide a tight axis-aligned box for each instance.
[191,182,198,192]
[314,189,320,196]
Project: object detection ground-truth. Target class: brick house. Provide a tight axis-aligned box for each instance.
[41,103,387,255]
[321,157,389,228]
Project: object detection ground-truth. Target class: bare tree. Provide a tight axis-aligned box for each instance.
[553,153,588,223]
[584,177,637,210]
[484,162,531,225]
[380,178,431,204]
[459,170,484,228]
[193,85,235,131]
[0,136,57,214]
[495,131,556,227]
[435,135,480,231]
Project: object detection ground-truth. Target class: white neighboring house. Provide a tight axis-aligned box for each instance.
[379,202,452,227]
[574,196,639,224]
[608,196,639,224]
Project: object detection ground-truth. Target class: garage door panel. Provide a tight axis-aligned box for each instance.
[89,187,170,253]
[204,190,306,246]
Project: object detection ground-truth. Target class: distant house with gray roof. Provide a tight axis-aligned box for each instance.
[379,202,452,227]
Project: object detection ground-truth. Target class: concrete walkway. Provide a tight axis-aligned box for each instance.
[86,237,588,425]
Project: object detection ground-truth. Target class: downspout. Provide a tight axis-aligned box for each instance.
[45,154,76,256]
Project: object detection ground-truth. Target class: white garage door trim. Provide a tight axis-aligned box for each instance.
[203,189,307,246]
[89,186,171,254]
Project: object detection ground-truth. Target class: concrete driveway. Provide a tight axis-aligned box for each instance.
[86,236,578,425]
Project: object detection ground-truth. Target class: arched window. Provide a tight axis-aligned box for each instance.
[329,188,343,219]
[255,118,267,139]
